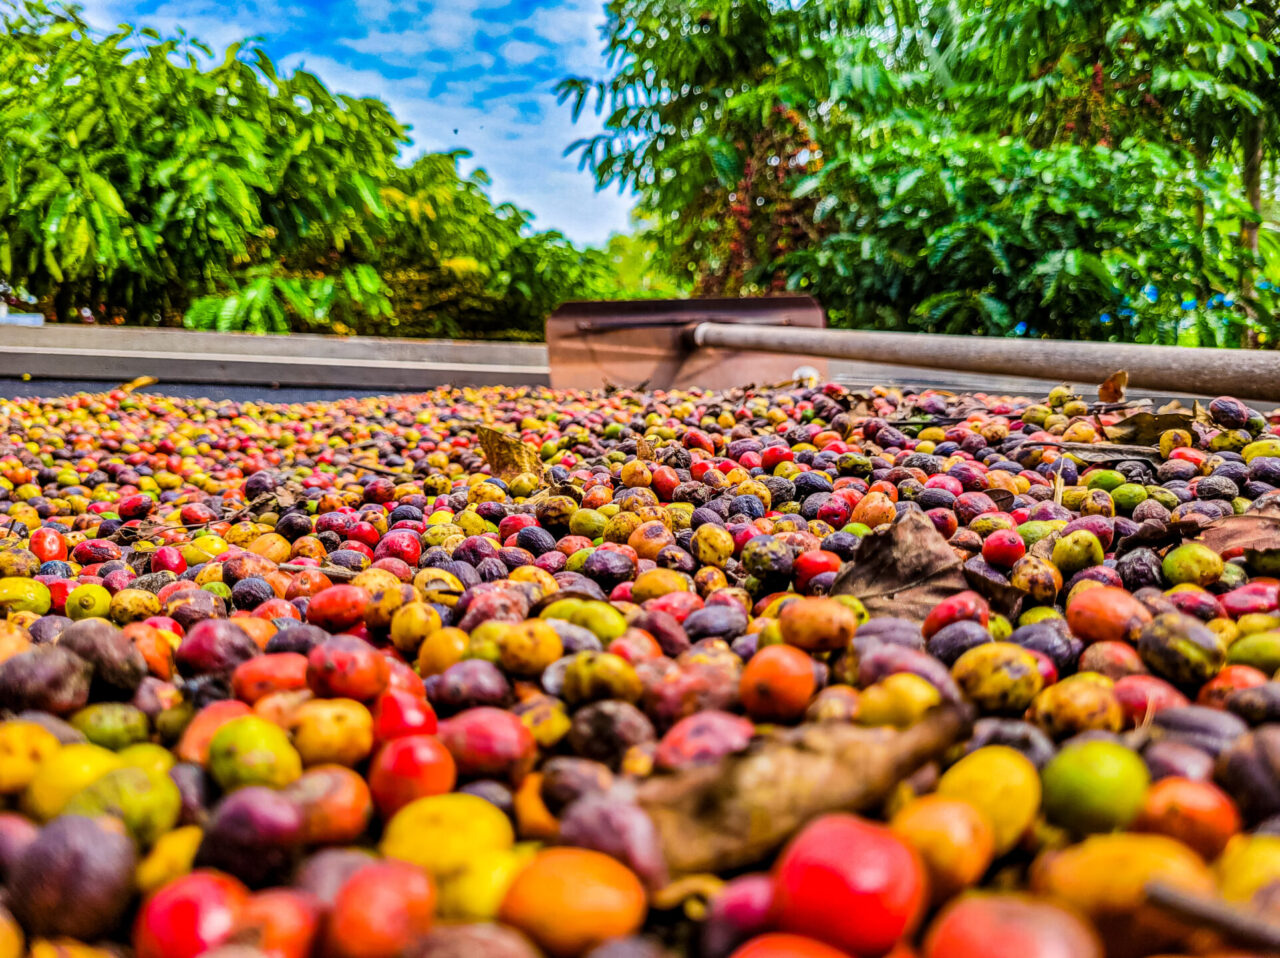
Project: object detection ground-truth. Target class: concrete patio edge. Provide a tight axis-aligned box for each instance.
[0,326,552,390]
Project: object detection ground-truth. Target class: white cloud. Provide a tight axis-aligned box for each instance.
[517,0,604,73]
[499,39,548,66]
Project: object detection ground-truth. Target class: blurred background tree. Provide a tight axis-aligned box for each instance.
[561,0,1280,344]
[5,0,1279,343]
[0,0,685,338]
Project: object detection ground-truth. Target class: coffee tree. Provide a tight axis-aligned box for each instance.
[564,0,1280,344]
[0,1,647,336]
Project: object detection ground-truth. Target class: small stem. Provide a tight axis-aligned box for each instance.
[278,562,360,581]
[1146,882,1280,951]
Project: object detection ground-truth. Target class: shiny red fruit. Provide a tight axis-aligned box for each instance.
[981,529,1026,569]
[29,527,67,562]
[922,590,988,639]
[367,734,456,818]
[794,550,843,592]
[151,545,187,575]
[372,688,438,742]
[134,870,250,958]
[730,934,853,958]
[772,814,926,957]
[923,893,1103,958]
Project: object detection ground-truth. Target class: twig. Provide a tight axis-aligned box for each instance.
[279,562,361,581]
[1146,882,1280,951]
[342,458,407,477]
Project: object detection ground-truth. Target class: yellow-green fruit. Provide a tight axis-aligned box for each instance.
[1051,530,1105,576]
[69,703,150,750]
[1041,740,1149,835]
[63,765,181,846]
[1027,675,1123,740]
[290,699,373,767]
[65,583,111,620]
[569,601,629,641]
[381,793,515,877]
[207,715,302,791]
[108,588,160,624]
[938,746,1041,854]
[116,742,177,776]
[0,721,61,793]
[136,825,204,894]
[690,524,735,568]
[1216,835,1280,903]
[434,845,536,921]
[390,602,442,656]
[22,743,123,820]
[560,651,641,705]
[0,577,51,615]
[857,673,941,728]
[1162,542,1224,586]
[1032,833,1215,925]
[951,642,1045,715]
[497,619,563,676]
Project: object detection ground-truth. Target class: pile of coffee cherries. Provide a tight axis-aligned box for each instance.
[2,381,1280,958]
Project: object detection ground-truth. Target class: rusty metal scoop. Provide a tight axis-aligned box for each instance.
[545,296,827,392]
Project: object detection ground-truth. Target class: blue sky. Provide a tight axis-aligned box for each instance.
[79,0,636,245]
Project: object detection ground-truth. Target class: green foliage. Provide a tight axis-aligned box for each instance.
[184,266,392,335]
[597,224,690,298]
[0,0,656,337]
[0,0,403,327]
[790,135,1277,343]
[354,153,623,339]
[558,0,850,292]
[565,0,1280,345]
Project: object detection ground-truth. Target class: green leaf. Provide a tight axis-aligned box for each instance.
[83,172,126,217]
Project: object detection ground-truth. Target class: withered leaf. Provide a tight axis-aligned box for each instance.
[831,510,967,622]
[1022,440,1164,466]
[635,436,655,461]
[477,426,545,482]
[962,556,1025,618]
[1098,370,1129,403]
[986,489,1015,512]
[120,375,158,394]
[637,707,971,875]
[1115,518,1178,555]
[1030,530,1060,561]
[844,392,877,417]
[1103,413,1194,446]
[273,483,300,509]
[1197,514,1280,555]
[1115,517,1214,555]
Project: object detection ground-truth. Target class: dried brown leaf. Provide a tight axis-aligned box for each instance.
[273,485,298,509]
[962,556,1025,618]
[477,426,545,482]
[1030,530,1060,561]
[636,437,655,461]
[1098,370,1128,403]
[637,707,971,875]
[1103,413,1194,446]
[830,511,967,621]
[1197,514,1280,554]
[986,489,1016,512]
[1022,440,1164,466]
[120,376,158,394]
